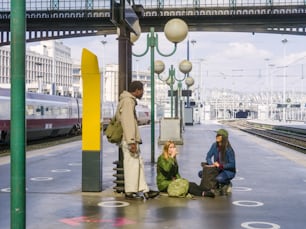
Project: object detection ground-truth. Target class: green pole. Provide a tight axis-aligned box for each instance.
[150,28,155,164]
[10,0,26,228]
[169,65,175,118]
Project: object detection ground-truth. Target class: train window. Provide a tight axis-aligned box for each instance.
[26,105,34,116]
[0,100,10,118]
[53,107,60,115]
[61,107,68,115]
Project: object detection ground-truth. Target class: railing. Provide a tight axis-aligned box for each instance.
[0,0,305,12]
[1,0,305,44]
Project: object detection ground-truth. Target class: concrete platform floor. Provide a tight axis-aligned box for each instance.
[1,121,306,229]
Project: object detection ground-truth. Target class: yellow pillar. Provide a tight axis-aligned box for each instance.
[81,48,102,191]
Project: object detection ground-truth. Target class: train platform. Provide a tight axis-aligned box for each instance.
[247,119,306,128]
[1,121,306,229]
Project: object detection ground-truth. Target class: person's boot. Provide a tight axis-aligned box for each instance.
[213,183,222,196]
[143,190,160,199]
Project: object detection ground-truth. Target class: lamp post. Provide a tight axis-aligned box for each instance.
[282,38,288,122]
[268,63,275,120]
[155,60,192,118]
[133,18,188,163]
[100,40,107,101]
[166,65,176,117]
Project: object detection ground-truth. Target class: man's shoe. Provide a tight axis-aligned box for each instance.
[144,190,159,199]
[125,192,140,199]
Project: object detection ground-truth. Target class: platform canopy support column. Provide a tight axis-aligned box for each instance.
[10,0,26,228]
[81,48,102,192]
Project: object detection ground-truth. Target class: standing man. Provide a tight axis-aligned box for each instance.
[116,81,159,199]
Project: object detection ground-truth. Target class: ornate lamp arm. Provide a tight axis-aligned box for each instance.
[156,37,177,57]
[174,74,187,83]
[132,32,151,57]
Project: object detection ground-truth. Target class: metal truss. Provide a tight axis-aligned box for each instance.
[0,3,306,46]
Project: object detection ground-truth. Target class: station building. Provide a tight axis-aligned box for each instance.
[0,40,76,97]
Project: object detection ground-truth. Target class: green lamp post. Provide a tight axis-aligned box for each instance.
[133,18,188,163]
[155,59,192,118]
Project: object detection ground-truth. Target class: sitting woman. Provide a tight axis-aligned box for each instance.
[156,140,215,198]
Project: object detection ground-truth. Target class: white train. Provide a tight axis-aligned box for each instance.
[102,102,151,130]
[0,88,82,144]
[0,88,150,144]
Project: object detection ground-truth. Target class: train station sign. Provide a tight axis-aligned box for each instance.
[167,90,192,97]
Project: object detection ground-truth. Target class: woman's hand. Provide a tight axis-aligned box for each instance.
[213,162,220,168]
[171,148,178,158]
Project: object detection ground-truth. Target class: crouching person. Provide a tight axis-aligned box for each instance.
[199,129,236,196]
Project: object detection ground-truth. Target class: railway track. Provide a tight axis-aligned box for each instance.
[222,120,306,154]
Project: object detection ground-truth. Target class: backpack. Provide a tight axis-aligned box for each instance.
[104,116,123,144]
[167,178,189,197]
[199,163,218,190]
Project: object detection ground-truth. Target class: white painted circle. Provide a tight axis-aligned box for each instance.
[1,188,11,192]
[98,201,130,208]
[1,187,29,192]
[241,221,280,229]
[233,187,252,192]
[30,177,53,181]
[68,163,81,166]
[233,200,264,207]
[51,169,71,173]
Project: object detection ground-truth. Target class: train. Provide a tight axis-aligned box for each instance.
[0,88,150,144]
[101,101,151,130]
[0,88,82,144]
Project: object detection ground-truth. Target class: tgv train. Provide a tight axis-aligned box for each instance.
[0,88,82,144]
[102,101,151,130]
[0,88,150,144]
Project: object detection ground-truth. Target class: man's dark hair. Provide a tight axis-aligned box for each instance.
[129,81,143,92]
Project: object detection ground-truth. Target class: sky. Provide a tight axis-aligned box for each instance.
[46,31,306,94]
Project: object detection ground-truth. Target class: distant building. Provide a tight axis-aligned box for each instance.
[0,40,76,97]
[103,63,169,113]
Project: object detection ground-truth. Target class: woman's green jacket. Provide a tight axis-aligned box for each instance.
[156,154,181,192]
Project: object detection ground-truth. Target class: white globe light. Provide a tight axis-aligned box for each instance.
[166,77,172,86]
[185,76,194,87]
[179,60,192,74]
[130,20,141,43]
[116,21,141,44]
[164,18,188,43]
[154,60,165,74]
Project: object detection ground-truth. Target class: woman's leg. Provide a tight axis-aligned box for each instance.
[215,171,230,185]
[188,182,203,196]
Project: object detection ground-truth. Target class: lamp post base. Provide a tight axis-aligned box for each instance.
[158,117,183,145]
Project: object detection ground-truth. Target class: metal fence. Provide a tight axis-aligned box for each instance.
[1,0,305,11]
